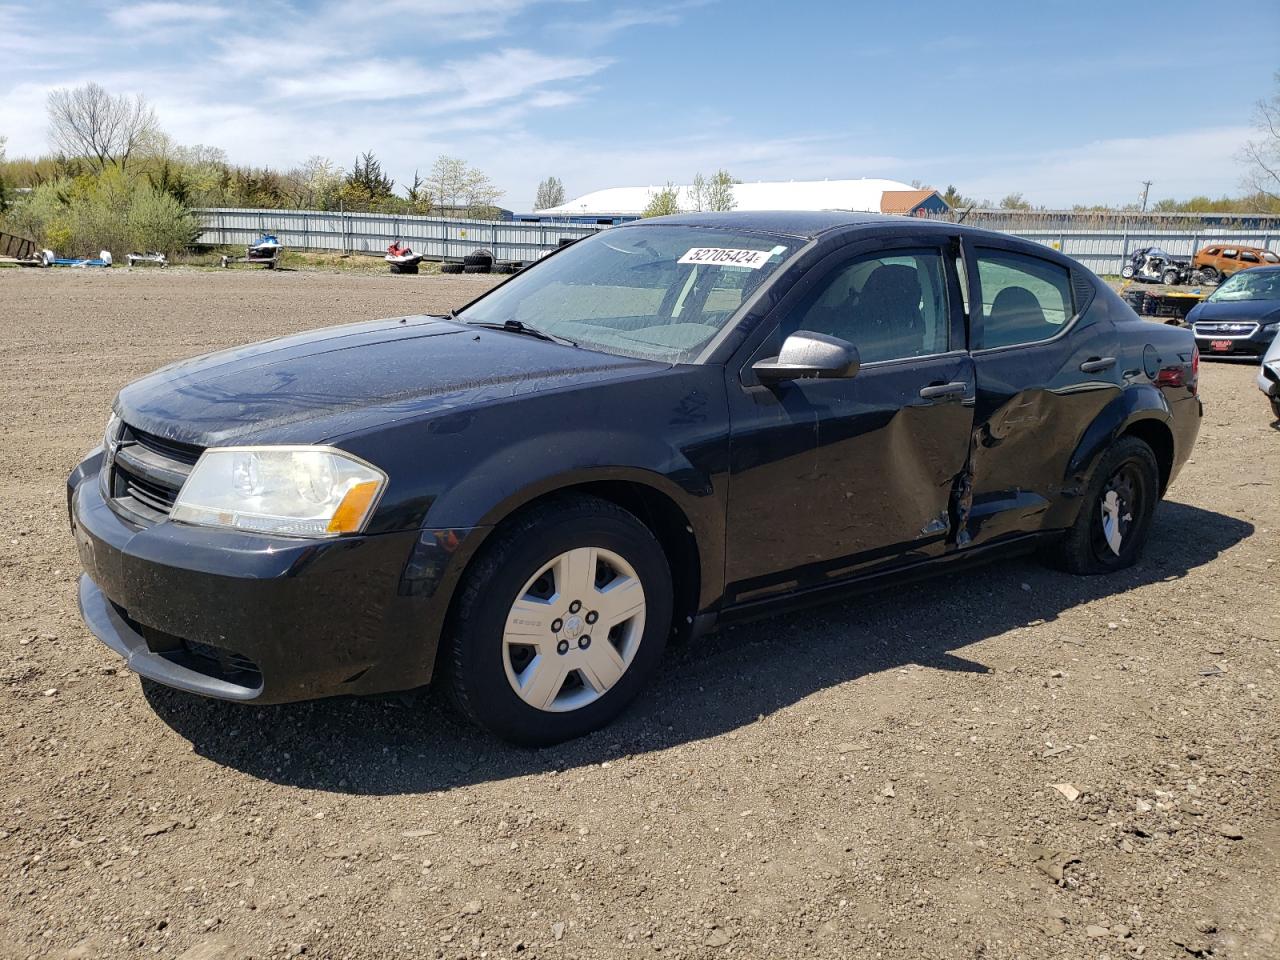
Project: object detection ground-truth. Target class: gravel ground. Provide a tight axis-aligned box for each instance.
[1,267,1277,960]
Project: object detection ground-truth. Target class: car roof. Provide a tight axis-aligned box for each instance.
[629,210,918,240]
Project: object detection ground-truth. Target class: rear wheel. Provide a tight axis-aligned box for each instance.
[1042,437,1159,575]
[444,496,672,746]
[1161,268,1180,286]
[1271,396,1280,421]
[1120,264,1136,279]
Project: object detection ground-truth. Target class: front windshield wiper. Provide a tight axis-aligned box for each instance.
[462,318,578,347]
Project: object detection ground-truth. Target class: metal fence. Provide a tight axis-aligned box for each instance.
[1003,229,1279,276]
[193,208,604,263]
[193,207,1280,275]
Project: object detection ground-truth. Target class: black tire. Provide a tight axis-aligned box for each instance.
[462,264,491,274]
[462,250,493,267]
[444,495,673,747]
[1120,265,1135,279]
[439,262,464,274]
[1161,268,1180,286]
[1042,437,1160,575]
[1271,396,1280,421]
[1199,266,1219,284]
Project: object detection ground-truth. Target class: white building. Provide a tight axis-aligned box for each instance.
[536,178,947,220]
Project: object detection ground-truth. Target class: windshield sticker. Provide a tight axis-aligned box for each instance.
[679,247,773,270]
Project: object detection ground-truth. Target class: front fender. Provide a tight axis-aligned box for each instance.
[1049,384,1172,527]
[422,429,726,611]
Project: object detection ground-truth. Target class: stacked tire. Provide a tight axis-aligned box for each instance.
[1121,288,1147,316]
[463,249,493,274]
[440,262,464,274]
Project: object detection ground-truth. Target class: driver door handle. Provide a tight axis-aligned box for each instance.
[918,381,968,400]
[1079,357,1117,373]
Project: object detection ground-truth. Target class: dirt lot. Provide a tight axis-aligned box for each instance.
[1,267,1278,960]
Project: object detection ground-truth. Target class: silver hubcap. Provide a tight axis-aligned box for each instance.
[1099,489,1131,557]
[502,547,646,712]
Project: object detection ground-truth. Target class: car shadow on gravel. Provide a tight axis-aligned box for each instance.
[143,499,1252,795]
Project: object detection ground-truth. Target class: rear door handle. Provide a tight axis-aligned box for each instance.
[919,381,968,400]
[1079,357,1117,373]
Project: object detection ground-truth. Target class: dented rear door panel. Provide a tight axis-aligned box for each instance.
[961,239,1123,546]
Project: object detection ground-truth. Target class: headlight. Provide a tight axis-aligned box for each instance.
[103,412,121,450]
[170,446,386,538]
[1262,321,1279,334]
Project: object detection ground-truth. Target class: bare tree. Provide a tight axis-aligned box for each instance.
[1240,70,1280,208]
[705,169,737,212]
[427,156,503,216]
[47,83,159,172]
[534,175,565,210]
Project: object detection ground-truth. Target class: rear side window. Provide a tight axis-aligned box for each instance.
[1241,252,1260,263]
[1222,249,1238,258]
[1265,252,1280,263]
[975,249,1074,350]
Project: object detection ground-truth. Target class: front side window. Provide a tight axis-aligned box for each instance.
[781,248,950,364]
[458,225,797,363]
[1222,249,1238,259]
[975,249,1074,349]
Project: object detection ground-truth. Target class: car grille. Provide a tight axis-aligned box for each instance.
[1192,321,1259,339]
[107,422,204,525]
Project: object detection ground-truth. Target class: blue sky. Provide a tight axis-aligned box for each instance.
[1,0,1276,210]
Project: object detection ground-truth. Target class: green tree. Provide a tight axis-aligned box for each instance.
[705,169,737,212]
[340,151,395,208]
[689,172,707,211]
[642,183,680,218]
[941,184,975,209]
[999,192,1032,210]
[534,175,565,210]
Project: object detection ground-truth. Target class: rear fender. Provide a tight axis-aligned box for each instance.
[1047,385,1172,528]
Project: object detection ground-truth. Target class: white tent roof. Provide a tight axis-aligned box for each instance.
[538,178,919,217]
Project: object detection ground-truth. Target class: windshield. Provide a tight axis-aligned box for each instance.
[458,225,798,362]
[1208,269,1280,303]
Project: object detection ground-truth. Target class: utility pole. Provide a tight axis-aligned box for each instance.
[1140,180,1153,213]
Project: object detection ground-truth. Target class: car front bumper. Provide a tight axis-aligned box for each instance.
[68,449,485,704]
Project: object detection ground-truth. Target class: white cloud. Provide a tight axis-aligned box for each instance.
[108,3,231,25]
[935,126,1253,207]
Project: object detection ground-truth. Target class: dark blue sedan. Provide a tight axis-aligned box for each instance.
[1188,265,1280,357]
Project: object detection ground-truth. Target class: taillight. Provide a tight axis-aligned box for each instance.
[1158,347,1198,394]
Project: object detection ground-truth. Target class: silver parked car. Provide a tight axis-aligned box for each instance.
[1259,329,1280,420]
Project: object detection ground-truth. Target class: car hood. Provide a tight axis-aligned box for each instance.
[1188,299,1280,323]
[115,315,664,446]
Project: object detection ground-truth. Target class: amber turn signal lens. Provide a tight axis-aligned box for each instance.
[326,480,382,534]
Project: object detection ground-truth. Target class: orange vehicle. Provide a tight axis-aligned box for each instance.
[1192,244,1280,283]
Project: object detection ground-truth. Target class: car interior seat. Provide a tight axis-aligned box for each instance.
[986,286,1045,348]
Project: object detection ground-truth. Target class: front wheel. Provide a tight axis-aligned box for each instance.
[1199,266,1219,284]
[1162,268,1180,286]
[444,495,672,746]
[1271,396,1280,421]
[1121,264,1136,279]
[1042,437,1160,575]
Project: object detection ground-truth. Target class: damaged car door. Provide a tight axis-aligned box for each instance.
[724,237,975,604]
[960,241,1121,545]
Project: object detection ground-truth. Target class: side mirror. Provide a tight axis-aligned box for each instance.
[752,331,860,384]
